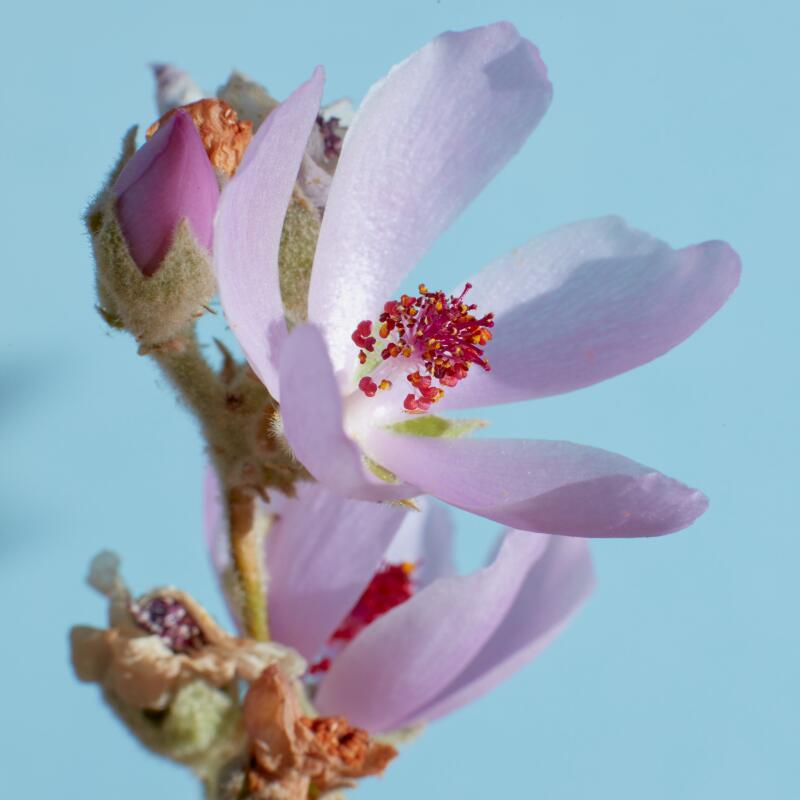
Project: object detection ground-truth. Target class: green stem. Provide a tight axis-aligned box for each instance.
[227,486,270,642]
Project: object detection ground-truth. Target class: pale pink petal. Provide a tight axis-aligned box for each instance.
[279,324,417,501]
[267,482,407,660]
[438,217,741,410]
[314,530,546,731]
[308,23,552,374]
[383,500,456,588]
[215,68,324,399]
[399,532,594,725]
[365,431,708,537]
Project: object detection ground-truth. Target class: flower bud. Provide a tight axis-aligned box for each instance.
[217,70,279,131]
[113,108,219,277]
[152,62,204,115]
[86,112,221,349]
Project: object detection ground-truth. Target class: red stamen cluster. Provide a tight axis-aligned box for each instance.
[351,284,493,412]
[316,115,343,160]
[308,562,415,675]
[331,562,415,643]
[131,594,207,653]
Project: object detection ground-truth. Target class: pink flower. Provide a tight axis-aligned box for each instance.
[214,23,741,537]
[205,470,594,733]
[113,109,219,275]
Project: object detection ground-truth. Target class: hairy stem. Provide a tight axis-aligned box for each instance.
[153,328,269,641]
[152,329,224,422]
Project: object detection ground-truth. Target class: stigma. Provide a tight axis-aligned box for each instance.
[351,284,493,412]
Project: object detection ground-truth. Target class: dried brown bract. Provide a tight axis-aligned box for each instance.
[147,98,253,176]
[242,666,396,799]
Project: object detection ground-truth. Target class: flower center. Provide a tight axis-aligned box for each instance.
[309,562,416,675]
[131,594,207,653]
[351,284,493,412]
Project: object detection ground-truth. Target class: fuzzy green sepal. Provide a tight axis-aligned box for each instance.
[279,190,321,328]
[93,213,215,348]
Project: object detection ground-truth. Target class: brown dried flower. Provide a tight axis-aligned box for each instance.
[70,552,303,710]
[147,98,253,176]
[242,666,397,799]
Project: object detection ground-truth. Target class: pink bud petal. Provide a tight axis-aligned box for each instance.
[113,109,219,276]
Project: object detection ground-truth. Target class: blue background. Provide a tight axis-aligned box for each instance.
[2,1,796,797]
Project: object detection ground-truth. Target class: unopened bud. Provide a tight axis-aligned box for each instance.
[217,71,279,131]
[87,112,220,348]
[114,109,219,276]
